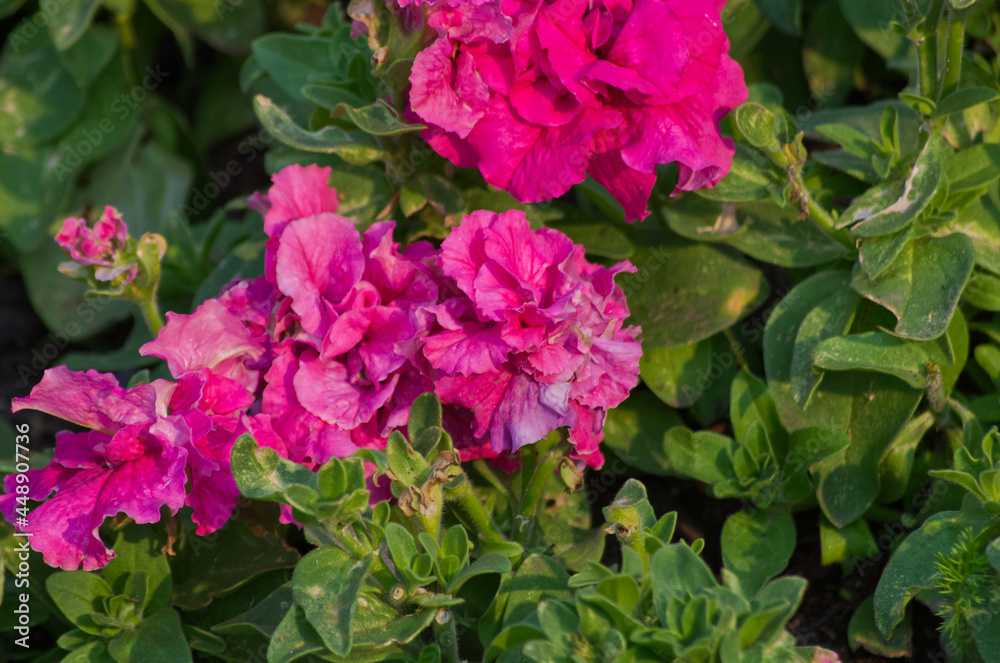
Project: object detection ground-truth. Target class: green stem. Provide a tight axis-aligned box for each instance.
[448,476,506,544]
[433,610,460,663]
[472,459,515,510]
[515,444,566,544]
[416,486,443,543]
[137,295,164,337]
[330,524,395,590]
[918,0,945,100]
[626,529,651,574]
[940,7,966,100]
[791,168,853,249]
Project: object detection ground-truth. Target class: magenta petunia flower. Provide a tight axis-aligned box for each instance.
[0,367,252,570]
[408,0,747,220]
[422,209,641,466]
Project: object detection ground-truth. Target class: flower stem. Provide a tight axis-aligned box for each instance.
[472,459,515,510]
[940,6,966,100]
[790,167,853,250]
[448,476,506,544]
[433,610,460,663]
[515,443,566,545]
[918,0,945,100]
[137,295,164,337]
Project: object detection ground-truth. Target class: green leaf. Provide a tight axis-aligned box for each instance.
[484,625,546,662]
[650,544,717,619]
[811,331,934,388]
[724,0,771,59]
[500,554,571,629]
[407,392,444,456]
[103,524,172,615]
[83,140,192,236]
[254,95,382,165]
[56,25,118,86]
[346,102,425,136]
[46,572,113,629]
[735,103,779,151]
[878,411,935,505]
[934,86,1000,118]
[184,624,227,654]
[755,0,802,35]
[953,181,1000,275]
[803,0,865,107]
[62,640,115,663]
[267,604,329,663]
[838,0,910,60]
[849,595,911,656]
[620,229,767,349]
[721,509,796,596]
[447,553,512,593]
[947,144,1000,193]
[725,200,848,268]
[46,0,104,51]
[812,373,922,527]
[786,427,852,474]
[964,270,1000,311]
[171,520,299,610]
[602,390,683,477]
[213,583,294,638]
[230,434,318,502]
[857,227,915,280]
[106,608,192,663]
[694,143,780,202]
[0,27,86,146]
[639,337,716,409]
[815,123,874,160]
[851,233,975,340]
[789,287,859,407]
[546,221,634,260]
[662,427,736,485]
[251,34,334,101]
[819,514,876,565]
[850,135,944,238]
[874,499,995,634]
[293,547,372,656]
[351,589,435,649]
[730,367,788,465]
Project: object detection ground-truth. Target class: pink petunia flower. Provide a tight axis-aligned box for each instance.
[408,0,747,220]
[0,367,252,570]
[422,209,641,466]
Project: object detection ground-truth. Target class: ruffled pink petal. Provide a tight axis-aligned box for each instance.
[411,40,490,139]
[490,373,570,452]
[294,351,400,430]
[274,213,365,335]
[11,367,156,435]
[140,299,264,382]
[263,164,340,239]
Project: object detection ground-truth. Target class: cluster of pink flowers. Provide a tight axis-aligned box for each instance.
[406,0,747,221]
[3,164,640,569]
